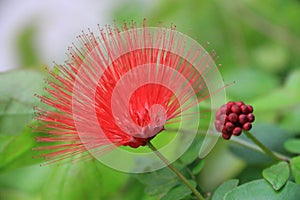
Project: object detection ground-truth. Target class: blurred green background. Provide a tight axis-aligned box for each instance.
[0,0,300,199]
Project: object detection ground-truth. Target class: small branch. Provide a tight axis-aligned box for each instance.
[231,137,290,162]
[168,128,291,162]
[243,130,289,162]
[147,142,205,200]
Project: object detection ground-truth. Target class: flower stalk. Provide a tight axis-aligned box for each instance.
[147,142,205,200]
[243,130,287,162]
[169,128,291,162]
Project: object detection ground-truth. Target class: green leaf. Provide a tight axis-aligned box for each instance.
[0,160,128,200]
[251,88,300,112]
[285,69,300,92]
[191,160,205,175]
[16,24,41,68]
[135,164,182,196]
[251,69,300,113]
[0,135,14,152]
[224,68,279,101]
[0,188,33,200]
[42,162,101,200]
[253,44,289,73]
[41,160,127,200]
[97,164,129,198]
[281,105,300,133]
[262,161,290,190]
[225,179,300,200]
[284,139,300,154]
[0,126,43,172]
[280,105,300,133]
[161,180,196,200]
[179,136,203,165]
[118,178,152,200]
[212,179,239,200]
[290,156,300,184]
[0,70,44,135]
[0,164,50,194]
[0,69,43,170]
[135,162,187,197]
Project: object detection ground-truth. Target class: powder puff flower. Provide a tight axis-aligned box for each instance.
[34,20,225,164]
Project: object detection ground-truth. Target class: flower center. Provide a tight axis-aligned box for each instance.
[125,104,167,148]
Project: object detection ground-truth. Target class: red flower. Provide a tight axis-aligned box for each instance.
[34,20,222,162]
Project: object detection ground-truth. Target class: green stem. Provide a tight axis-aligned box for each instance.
[231,137,290,162]
[168,128,291,162]
[147,142,205,200]
[243,130,283,162]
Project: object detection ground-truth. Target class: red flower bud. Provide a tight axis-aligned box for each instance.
[236,101,244,106]
[232,127,242,136]
[247,113,255,122]
[222,133,232,140]
[228,113,238,123]
[247,105,253,113]
[243,122,252,131]
[225,122,235,132]
[240,105,249,114]
[231,105,241,114]
[238,114,248,124]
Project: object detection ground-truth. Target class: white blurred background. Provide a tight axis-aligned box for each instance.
[0,0,119,72]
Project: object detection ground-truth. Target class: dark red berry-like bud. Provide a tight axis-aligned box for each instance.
[227,101,234,111]
[216,110,222,118]
[231,105,241,114]
[220,105,227,114]
[232,127,242,136]
[228,113,238,123]
[238,114,248,124]
[215,101,255,140]
[226,106,232,115]
[227,101,235,107]
[243,122,252,131]
[247,113,255,122]
[225,122,234,132]
[240,105,249,114]
[236,101,244,106]
[219,114,227,123]
[215,120,222,132]
[222,127,229,135]
[247,105,253,113]
[222,133,231,140]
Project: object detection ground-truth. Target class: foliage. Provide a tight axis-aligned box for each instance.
[1,0,300,199]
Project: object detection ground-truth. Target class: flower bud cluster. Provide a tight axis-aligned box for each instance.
[215,101,255,140]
